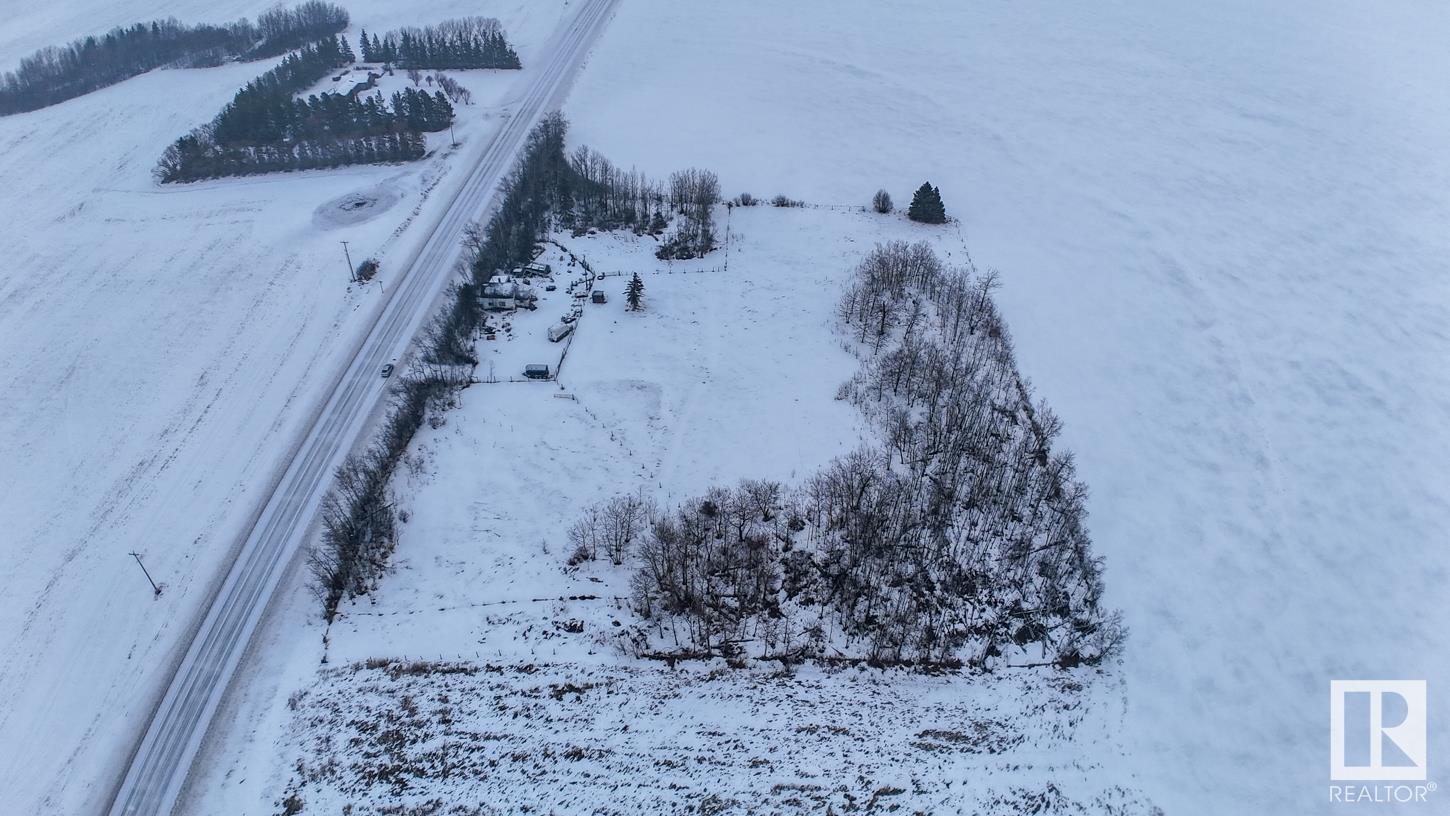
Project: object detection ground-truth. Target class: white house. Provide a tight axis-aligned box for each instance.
[480,281,516,310]
[479,278,537,311]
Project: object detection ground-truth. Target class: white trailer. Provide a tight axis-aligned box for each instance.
[547,323,574,342]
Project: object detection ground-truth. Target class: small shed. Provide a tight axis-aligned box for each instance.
[591,290,607,304]
[524,364,550,380]
[547,323,574,342]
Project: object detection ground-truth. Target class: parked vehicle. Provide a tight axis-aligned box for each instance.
[547,323,574,343]
[380,363,394,378]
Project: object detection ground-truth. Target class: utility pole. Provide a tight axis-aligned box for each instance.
[450,123,458,148]
[341,240,356,283]
[129,552,162,597]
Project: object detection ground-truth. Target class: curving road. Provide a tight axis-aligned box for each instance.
[106,2,617,813]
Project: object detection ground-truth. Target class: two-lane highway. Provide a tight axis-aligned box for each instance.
[107,2,617,813]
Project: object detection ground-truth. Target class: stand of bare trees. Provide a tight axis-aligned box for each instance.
[604,242,1123,669]
[567,495,654,566]
[657,168,721,259]
[567,146,665,232]
[565,149,720,255]
[309,373,463,619]
[249,1,351,59]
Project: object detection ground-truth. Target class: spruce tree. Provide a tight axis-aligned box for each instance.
[626,272,644,310]
[359,28,371,61]
[907,182,947,224]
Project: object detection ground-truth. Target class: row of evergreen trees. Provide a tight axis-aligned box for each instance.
[0,3,350,116]
[158,131,426,182]
[212,35,355,143]
[359,17,520,70]
[157,35,454,182]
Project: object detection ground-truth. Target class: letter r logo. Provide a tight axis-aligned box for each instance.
[1331,680,1427,781]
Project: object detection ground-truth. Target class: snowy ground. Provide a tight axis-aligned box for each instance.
[203,207,1153,814]
[275,660,1153,816]
[6,0,1448,813]
[0,2,570,813]
[240,1,1450,813]
[562,2,1450,813]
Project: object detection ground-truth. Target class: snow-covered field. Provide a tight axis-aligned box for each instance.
[276,659,1152,815]
[5,0,1448,814]
[564,1,1450,813]
[0,2,570,813]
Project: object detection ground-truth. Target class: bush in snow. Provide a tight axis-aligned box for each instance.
[872,189,893,214]
[433,73,473,105]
